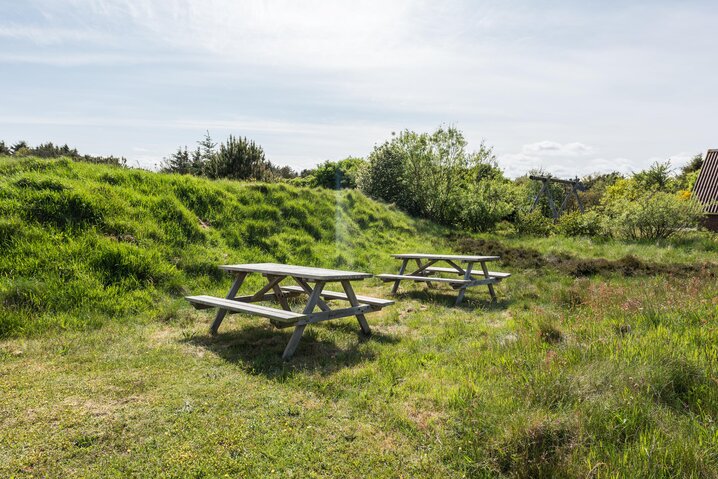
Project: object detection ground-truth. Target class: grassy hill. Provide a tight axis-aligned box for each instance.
[1,157,718,478]
[0,157,445,337]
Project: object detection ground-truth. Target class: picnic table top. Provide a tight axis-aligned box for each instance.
[219,263,372,281]
[391,253,500,262]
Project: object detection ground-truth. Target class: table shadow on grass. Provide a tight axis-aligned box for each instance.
[184,323,398,378]
[395,289,513,312]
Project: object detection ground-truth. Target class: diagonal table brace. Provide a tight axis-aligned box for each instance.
[282,281,325,360]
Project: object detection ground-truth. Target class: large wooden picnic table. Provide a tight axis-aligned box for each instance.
[377,253,510,306]
[186,263,393,360]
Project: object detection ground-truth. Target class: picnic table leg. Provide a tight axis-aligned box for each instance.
[455,262,474,306]
[341,280,371,335]
[293,277,331,312]
[480,261,497,302]
[416,259,435,289]
[391,259,409,294]
[269,275,291,311]
[282,281,325,361]
[210,272,247,335]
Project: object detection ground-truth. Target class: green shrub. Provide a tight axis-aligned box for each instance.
[557,210,604,237]
[461,178,517,232]
[515,210,555,236]
[602,192,704,240]
[310,157,365,189]
[358,126,510,230]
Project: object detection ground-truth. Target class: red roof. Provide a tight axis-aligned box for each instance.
[694,149,718,215]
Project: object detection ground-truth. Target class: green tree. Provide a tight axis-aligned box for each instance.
[160,147,192,174]
[633,160,674,192]
[312,157,365,189]
[359,126,509,230]
[206,135,270,181]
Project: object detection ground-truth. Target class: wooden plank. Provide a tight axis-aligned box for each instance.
[210,272,246,335]
[391,253,499,262]
[297,304,374,326]
[377,274,471,284]
[481,261,497,302]
[293,277,331,312]
[391,258,409,294]
[219,263,371,281]
[407,258,438,276]
[271,283,291,311]
[341,280,371,334]
[249,275,286,302]
[282,281,325,360]
[280,285,394,308]
[187,295,305,321]
[424,267,511,279]
[231,290,304,303]
[455,261,474,305]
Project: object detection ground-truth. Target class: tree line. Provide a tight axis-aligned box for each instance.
[160,132,297,181]
[0,140,126,166]
[4,128,707,240]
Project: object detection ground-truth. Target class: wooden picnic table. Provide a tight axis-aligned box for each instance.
[377,253,510,306]
[186,263,393,360]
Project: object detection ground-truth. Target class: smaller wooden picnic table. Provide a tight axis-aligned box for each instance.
[377,254,510,306]
[186,263,393,360]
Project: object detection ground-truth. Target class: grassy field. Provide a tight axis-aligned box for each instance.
[2,157,718,477]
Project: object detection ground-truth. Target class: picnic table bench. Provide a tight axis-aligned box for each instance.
[186,263,393,360]
[377,253,510,305]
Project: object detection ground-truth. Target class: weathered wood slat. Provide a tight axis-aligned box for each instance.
[391,253,499,262]
[376,274,471,284]
[219,263,372,281]
[186,295,305,322]
[280,285,394,308]
[296,304,373,326]
[424,267,511,279]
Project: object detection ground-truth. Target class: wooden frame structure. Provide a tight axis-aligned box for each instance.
[529,175,586,220]
[693,149,718,232]
[186,263,393,360]
[377,254,510,306]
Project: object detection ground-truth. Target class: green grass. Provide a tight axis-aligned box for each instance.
[0,156,445,337]
[2,157,718,478]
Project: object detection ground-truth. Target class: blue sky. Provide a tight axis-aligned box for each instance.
[1,0,716,177]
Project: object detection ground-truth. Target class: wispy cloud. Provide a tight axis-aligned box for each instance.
[3,1,717,173]
[0,25,106,44]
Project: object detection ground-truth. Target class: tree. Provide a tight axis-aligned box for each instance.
[270,164,299,180]
[160,147,192,174]
[633,160,674,192]
[359,126,510,230]
[312,157,365,189]
[206,135,270,181]
[11,141,28,155]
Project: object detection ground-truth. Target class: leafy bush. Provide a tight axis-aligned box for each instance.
[515,210,555,236]
[358,126,512,231]
[602,192,704,240]
[557,210,604,237]
[461,178,517,232]
[308,157,365,189]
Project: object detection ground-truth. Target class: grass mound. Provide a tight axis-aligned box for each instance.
[0,157,445,337]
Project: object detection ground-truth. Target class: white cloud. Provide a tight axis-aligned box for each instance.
[4,1,717,174]
[0,25,107,44]
[499,140,697,179]
[522,141,593,156]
